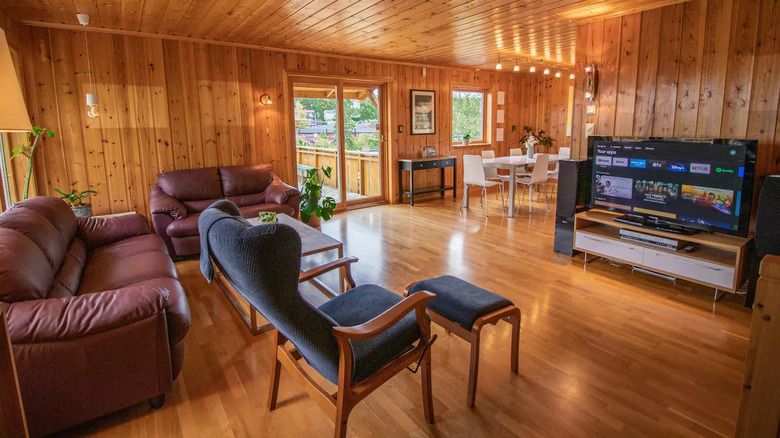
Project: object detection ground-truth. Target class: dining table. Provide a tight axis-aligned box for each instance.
[480,154,561,218]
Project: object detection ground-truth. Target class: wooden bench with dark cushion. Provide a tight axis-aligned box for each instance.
[405,275,521,406]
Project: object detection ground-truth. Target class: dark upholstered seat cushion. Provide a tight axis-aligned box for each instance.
[166,212,201,237]
[408,276,513,329]
[318,284,421,384]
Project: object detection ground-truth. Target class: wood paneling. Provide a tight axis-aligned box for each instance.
[4,0,689,70]
[572,0,780,182]
[2,24,572,216]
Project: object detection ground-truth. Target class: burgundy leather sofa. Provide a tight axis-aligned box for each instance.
[150,164,300,258]
[0,197,190,437]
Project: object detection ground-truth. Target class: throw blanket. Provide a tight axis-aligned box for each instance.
[198,200,249,282]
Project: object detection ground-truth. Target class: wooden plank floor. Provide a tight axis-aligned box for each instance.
[55,193,752,437]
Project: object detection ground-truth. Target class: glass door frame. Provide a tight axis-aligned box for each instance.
[287,74,388,210]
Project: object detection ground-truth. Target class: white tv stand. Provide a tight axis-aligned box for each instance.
[573,210,751,298]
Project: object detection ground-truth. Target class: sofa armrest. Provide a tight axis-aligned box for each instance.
[4,286,169,344]
[265,177,300,205]
[77,213,149,248]
[150,185,187,220]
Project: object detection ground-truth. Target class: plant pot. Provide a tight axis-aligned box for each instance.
[462,138,470,146]
[71,204,93,218]
[303,214,321,229]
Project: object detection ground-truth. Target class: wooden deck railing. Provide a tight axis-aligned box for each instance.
[296,146,380,197]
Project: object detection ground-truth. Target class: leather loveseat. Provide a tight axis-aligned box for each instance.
[150,164,300,258]
[0,197,191,437]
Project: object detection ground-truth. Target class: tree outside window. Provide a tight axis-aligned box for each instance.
[452,90,485,143]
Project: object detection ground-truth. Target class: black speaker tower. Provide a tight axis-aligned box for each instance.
[554,158,592,256]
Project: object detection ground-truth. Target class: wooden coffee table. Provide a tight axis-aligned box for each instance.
[216,214,352,335]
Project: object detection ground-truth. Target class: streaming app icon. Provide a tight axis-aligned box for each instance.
[629,159,646,168]
[613,157,629,167]
[690,163,711,174]
[667,163,686,172]
[596,156,612,166]
[650,160,665,169]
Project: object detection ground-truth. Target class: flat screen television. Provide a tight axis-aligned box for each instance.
[588,136,758,237]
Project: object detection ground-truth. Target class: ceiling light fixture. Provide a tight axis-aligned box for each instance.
[77,14,99,119]
[543,68,550,75]
[529,66,536,73]
[495,56,502,70]
[513,61,520,72]
[555,71,561,78]
[570,73,575,80]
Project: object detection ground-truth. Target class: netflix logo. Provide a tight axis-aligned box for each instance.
[690,163,711,175]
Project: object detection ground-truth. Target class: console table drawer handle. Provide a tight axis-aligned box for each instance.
[654,254,722,271]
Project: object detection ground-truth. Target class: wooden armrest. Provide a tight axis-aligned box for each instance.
[299,256,358,285]
[332,291,436,341]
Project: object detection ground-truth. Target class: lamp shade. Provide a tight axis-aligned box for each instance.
[0,29,32,132]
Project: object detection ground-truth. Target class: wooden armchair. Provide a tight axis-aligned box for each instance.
[198,201,437,438]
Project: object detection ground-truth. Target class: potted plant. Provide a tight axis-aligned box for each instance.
[462,133,471,146]
[54,188,97,217]
[10,126,55,200]
[299,166,337,228]
[518,126,553,158]
[258,211,278,224]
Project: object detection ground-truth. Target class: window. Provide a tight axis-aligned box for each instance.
[452,89,487,144]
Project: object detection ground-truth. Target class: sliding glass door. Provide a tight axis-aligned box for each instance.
[293,80,384,208]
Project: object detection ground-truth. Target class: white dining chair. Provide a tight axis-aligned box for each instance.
[515,154,550,214]
[547,147,570,197]
[481,150,508,204]
[461,155,505,217]
[509,148,524,156]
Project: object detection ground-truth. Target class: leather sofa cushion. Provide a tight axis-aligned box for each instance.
[9,196,77,245]
[49,238,88,299]
[0,228,55,302]
[225,192,265,207]
[79,248,177,294]
[182,198,222,213]
[0,206,69,272]
[90,233,168,259]
[157,167,223,202]
[219,164,274,196]
[129,277,191,345]
[166,212,201,238]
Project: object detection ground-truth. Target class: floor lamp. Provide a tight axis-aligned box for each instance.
[0,28,32,209]
[0,27,31,438]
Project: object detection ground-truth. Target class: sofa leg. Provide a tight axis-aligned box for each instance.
[149,394,166,409]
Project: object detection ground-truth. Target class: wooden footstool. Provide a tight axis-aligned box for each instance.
[405,276,521,406]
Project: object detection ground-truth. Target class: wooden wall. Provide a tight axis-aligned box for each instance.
[0,23,572,216]
[571,0,780,181]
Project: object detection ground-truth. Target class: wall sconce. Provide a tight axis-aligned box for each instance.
[584,63,598,103]
[259,94,273,105]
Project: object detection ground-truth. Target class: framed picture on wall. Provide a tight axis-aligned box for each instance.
[410,90,435,135]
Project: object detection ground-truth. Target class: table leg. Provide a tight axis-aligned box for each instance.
[409,169,415,206]
[453,161,458,199]
[507,167,516,218]
[338,246,345,294]
[440,167,445,197]
[398,167,404,203]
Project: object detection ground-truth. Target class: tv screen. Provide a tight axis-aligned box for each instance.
[588,137,757,237]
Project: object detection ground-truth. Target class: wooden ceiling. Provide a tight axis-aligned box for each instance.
[5,0,688,69]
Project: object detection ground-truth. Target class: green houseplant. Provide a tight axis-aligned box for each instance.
[54,188,97,217]
[10,126,55,200]
[462,133,471,146]
[299,166,337,228]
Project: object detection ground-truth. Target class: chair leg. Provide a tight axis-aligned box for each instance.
[267,330,283,411]
[499,184,505,211]
[510,309,521,374]
[334,390,352,438]
[467,330,481,407]
[421,347,434,423]
[483,187,489,217]
[460,184,469,212]
[544,183,551,210]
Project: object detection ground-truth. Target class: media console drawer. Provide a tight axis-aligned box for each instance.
[575,232,644,265]
[643,249,735,289]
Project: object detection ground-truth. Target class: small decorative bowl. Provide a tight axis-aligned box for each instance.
[258,211,278,224]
